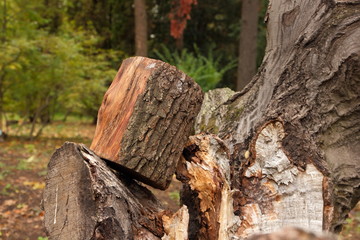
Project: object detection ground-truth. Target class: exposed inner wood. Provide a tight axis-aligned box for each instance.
[177,134,238,240]
[162,205,189,240]
[90,57,204,189]
[43,142,169,240]
[247,227,337,240]
[194,0,360,233]
[178,129,325,239]
[90,57,154,160]
[235,121,324,238]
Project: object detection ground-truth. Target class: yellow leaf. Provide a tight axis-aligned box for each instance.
[23,181,45,190]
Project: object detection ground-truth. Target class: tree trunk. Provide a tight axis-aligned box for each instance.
[0,82,3,131]
[43,0,360,239]
[191,0,360,238]
[134,0,148,56]
[236,0,260,91]
[90,57,203,190]
[0,0,6,130]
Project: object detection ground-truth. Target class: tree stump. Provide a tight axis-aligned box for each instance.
[90,57,203,190]
[179,0,360,238]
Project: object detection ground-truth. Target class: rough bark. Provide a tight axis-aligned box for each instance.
[236,0,260,91]
[134,0,148,56]
[182,0,360,238]
[91,57,203,190]
[43,142,168,240]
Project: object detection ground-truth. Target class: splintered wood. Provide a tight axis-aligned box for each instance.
[90,57,203,189]
[162,205,189,240]
[177,134,238,240]
[178,124,325,239]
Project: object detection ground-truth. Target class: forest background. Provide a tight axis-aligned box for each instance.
[0,0,267,136]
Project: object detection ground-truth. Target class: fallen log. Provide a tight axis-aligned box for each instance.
[43,142,168,239]
[90,57,203,190]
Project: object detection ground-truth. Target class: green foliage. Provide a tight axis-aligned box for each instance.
[0,162,11,180]
[16,159,32,170]
[1,183,14,195]
[37,237,49,240]
[0,0,268,138]
[169,191,180,205]
[0,0,124,138]
[154,45,236,92]
[340,203,360,239]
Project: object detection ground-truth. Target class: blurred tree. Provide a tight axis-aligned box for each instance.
[0,0,120,138]
[0,0,270,138]
[237,0,260,90]
[135,0,148,56]
[150,0,243,89]
[66,0,134,52]
[169,0,198,49]
[0,0,7,130]
[41,0,64,33]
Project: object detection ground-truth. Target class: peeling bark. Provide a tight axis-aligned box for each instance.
[235,122,324,238]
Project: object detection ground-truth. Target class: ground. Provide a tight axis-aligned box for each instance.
[0,120,358,240]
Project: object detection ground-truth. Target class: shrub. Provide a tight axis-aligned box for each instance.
[153,45,236,92]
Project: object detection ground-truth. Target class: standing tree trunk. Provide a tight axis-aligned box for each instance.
[236,0,260,91]
[0,0,7,130]
[191,0,360,238]
[134,0,148,56]
[43,0,360,239]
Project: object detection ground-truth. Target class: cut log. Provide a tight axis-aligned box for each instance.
[43,142,170,240]
[90,57,204,190]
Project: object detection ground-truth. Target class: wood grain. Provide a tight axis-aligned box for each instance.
[43,142,167,240]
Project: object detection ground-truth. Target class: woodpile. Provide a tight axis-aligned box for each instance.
[43,0,360,239]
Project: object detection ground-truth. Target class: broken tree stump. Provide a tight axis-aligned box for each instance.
[43,142,169,240]
[177,0,360,238]
[90,57,203,190]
